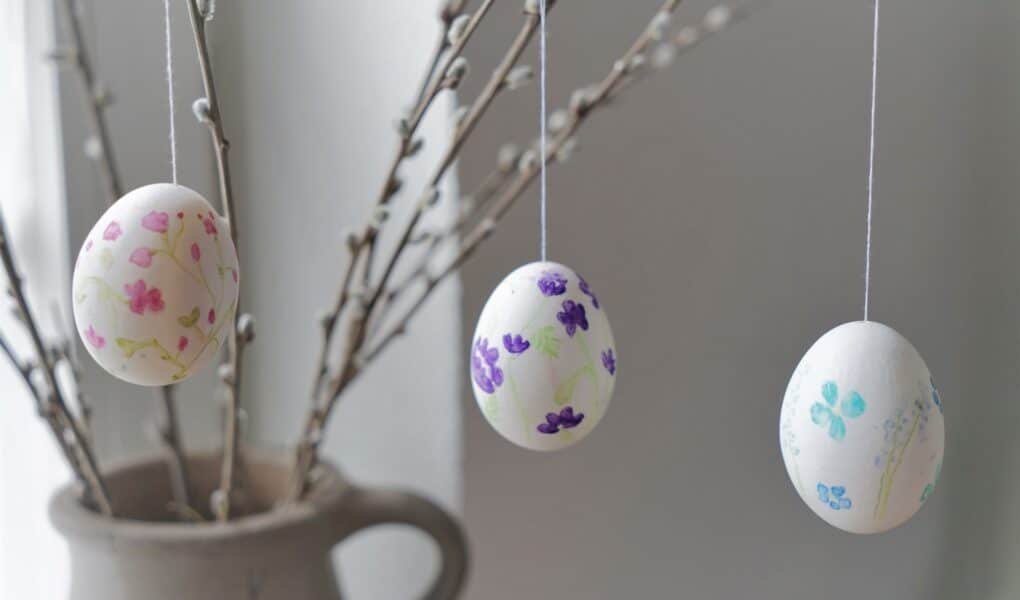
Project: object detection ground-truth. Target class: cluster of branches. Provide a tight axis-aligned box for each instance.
[0,0,749,521]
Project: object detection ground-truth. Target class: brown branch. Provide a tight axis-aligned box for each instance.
[155,385,194,520]
[55,0,123,201]
[0,210,112,516]
[287,1,546,501]
[363,2,751,362]
[185,0,245,522]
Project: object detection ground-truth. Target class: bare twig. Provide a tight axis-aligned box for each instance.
[155,385,194,520]
[288,0,548,501]
[363,2,750,362]
[0,211,113,516]
[55,0,123,201]
[185,0,245,522]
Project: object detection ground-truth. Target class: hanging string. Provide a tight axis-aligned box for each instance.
[538,0,549,262]
[164,0,178,184]
[863,0,880,321]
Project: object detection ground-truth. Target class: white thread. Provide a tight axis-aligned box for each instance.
[164,0,178,184]
[863,0,879,321]
[538,0,548,262]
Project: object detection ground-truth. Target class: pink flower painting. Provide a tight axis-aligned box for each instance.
[84,325,106,349]
[178,336,189,352]
[103,221,122,241]
[124,279,165,315]
[129,247,154,268]
[141,211,170,234]
[202,215,218,236]
[207,308,216,325]
[190,242,201,262]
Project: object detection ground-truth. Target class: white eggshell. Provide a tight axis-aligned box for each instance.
[779,321,945,534]
[71,183,239,386]
[471,261,616,451]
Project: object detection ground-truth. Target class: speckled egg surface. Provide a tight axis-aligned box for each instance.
[779,321,944,534]
[72,183,239,386]
[471,261,617,451]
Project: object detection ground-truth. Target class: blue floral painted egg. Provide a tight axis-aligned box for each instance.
[779,321,944,534]
[471,261,616,451]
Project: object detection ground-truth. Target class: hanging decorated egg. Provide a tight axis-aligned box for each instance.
[779,321,944,534]
[471,261,616,451]
[72,183,239,386]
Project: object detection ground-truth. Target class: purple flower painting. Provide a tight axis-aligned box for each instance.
[502,333,530,354]
[537,271,567,296]
[537,406,585,434]
[471,337,504,394]
[556,300,589,337]
[578,275,600,309]
[601,349,616,375]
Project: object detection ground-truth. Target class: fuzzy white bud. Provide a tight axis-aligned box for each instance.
[648,11,672,41]
[548,109,569,134]
[497,144,521,173]
[448,14,472,44]
[705,5,732,32]
[504,65,534,90]
[556,137,578,163]
[192,97,212,124]
[420,186,440,209]
[652,43,677,69]
[445,57,470,85]
[83,136,103,160]
[237,313,256,344]
[675,26,700,48]
[518,149,539,172]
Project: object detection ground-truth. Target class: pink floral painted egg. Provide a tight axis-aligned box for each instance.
[72,183,239,386]
[471,261,616,451]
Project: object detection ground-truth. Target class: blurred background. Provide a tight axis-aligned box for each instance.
[3,0,1019,599]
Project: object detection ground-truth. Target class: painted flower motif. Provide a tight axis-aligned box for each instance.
[207,308,216,325]
[231,268,238,283]
[141,211,170,233]
[556,300,589,337]
[930,376,943,414]
[810,381,866,442]
[817,483,853,510]
[176,211,184,220]
[85,239,94,252]
[190,242,201,262]
[177,336,189,352]
[123,279,165,315]
[129,247,154,268]
[471,337,504,394]
[578,275,600,309]
[601,349,616,375]
[537,406,585,434]
[921,463,941,503]
[537,271,567,296]
[502,333,530,354]
[103,221,122,241]
[84,325,106,349]
[202,213,218,235]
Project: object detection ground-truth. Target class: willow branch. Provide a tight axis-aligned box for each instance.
[155,385,194,520]
[55,0,123,201]
[360,0,494,287]
[0,210,112,516]
[364,2,751,362]
[185,0,245,522]
[287,3,547,501]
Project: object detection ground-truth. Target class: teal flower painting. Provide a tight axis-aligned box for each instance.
[810,381,866,441]
[817,483,853,511]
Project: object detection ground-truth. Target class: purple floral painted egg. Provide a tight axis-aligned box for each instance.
[471,261,616,451]
[72,184,239,386]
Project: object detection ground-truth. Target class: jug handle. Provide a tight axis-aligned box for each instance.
[332,486,469,599]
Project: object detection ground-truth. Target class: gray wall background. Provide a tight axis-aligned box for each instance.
[57,2,461,599]
[458,1,1020,599]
